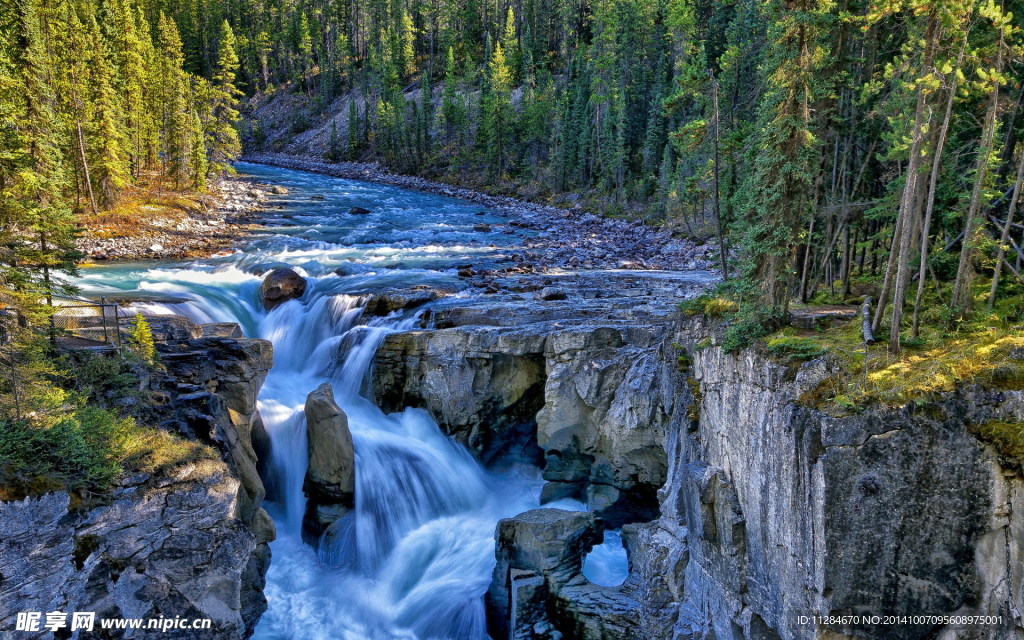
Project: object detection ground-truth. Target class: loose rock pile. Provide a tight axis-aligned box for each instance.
[77,178,272,261]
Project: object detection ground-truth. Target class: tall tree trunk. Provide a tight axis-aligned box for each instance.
[912,36,965,335]
[887,13,938,352]
[951,28,1005,315]
[711,75,729,279]
[76,121,98,216]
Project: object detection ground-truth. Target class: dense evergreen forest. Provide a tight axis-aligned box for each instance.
[0,0,243,302]
[159,0,1024,349]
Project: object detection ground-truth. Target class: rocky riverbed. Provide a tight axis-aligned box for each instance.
[244,152,718,273]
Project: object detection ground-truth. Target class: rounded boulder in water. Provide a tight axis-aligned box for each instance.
[259,267,307,310]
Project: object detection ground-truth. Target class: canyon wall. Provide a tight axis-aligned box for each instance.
[0,327,275,639]
[372,286,1024,640]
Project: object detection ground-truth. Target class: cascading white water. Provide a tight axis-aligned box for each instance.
[72,162,628,640]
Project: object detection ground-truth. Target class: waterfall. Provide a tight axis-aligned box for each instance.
[125,274,544,640]
[71,162,609,640]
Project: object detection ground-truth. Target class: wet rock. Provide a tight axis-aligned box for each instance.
[374,329,547,465]
[245,261,293,276]
[349,206,371,215]
[259,267,307,310]
[363,289,444,316]
[268,185,289,194]
[486,509,644,640]
[302,383,355,538]
[539,287,567,301]
[486,509,599,622]
[474,223,492,232]
[201,322,244,338]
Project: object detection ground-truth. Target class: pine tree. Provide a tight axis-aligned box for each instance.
[109,0,148,176]
[208,20,242,177]
[398,10,416,78]
[85,15,130,207]
[437,47,466,153]
[501,6,519,84]
[734,0,827,318]
[480,43,514,176]
[347,99,360,156]
[8,0,79,299]
[327,119,342,161]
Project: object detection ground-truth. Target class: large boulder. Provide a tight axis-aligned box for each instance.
[259,267,306,310]
[302,383,355,537]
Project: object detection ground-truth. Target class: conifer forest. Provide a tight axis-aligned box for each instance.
[2,1,1024,637]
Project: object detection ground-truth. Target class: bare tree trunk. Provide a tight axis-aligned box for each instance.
[951,28,1004,315]
[76,121,98,216]
[888,13,938,352]
[711,74,729,279]
[799,211,817,301]
[988,147,1024,308]
[912,35,965,336]
[872,219,902,334]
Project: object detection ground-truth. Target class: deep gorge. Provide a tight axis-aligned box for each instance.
[2,163,1022,640]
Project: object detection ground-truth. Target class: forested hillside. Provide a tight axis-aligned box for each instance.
[0,0,243,303]
[151,0,1024,351]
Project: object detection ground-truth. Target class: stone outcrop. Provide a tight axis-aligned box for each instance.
[259,267,307,310]
[0,329,277,638]
[302,383,355,537]
[151,334,276,630]
[486,508,647,640]
[0,462,256,639]
[373,271,704,524]
[640,328,1024,640]
[362,288,448,317]
[373,271,1024,640]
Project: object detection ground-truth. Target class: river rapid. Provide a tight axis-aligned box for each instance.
[72,162,627,640]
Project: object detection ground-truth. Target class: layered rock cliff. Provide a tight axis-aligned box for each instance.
[0,323,275,639]
[371,276,1024,640]
[374,271,702,527]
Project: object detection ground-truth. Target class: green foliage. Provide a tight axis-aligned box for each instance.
[679,294,739,317]
[766,336,826,361]
[720,312,772,354]
[968,420,1024,464]
[64,350,139,405]
[128,313,157,365]
[0,405,216,498]
[0,406,130,493]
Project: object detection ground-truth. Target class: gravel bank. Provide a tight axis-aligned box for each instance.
[77,178,272,261]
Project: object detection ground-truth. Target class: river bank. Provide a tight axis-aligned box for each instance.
[244,152,717,273]
[76,177,278,261]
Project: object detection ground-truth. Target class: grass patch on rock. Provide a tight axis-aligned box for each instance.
[968,420,1024,464]
[0,406,216,500]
